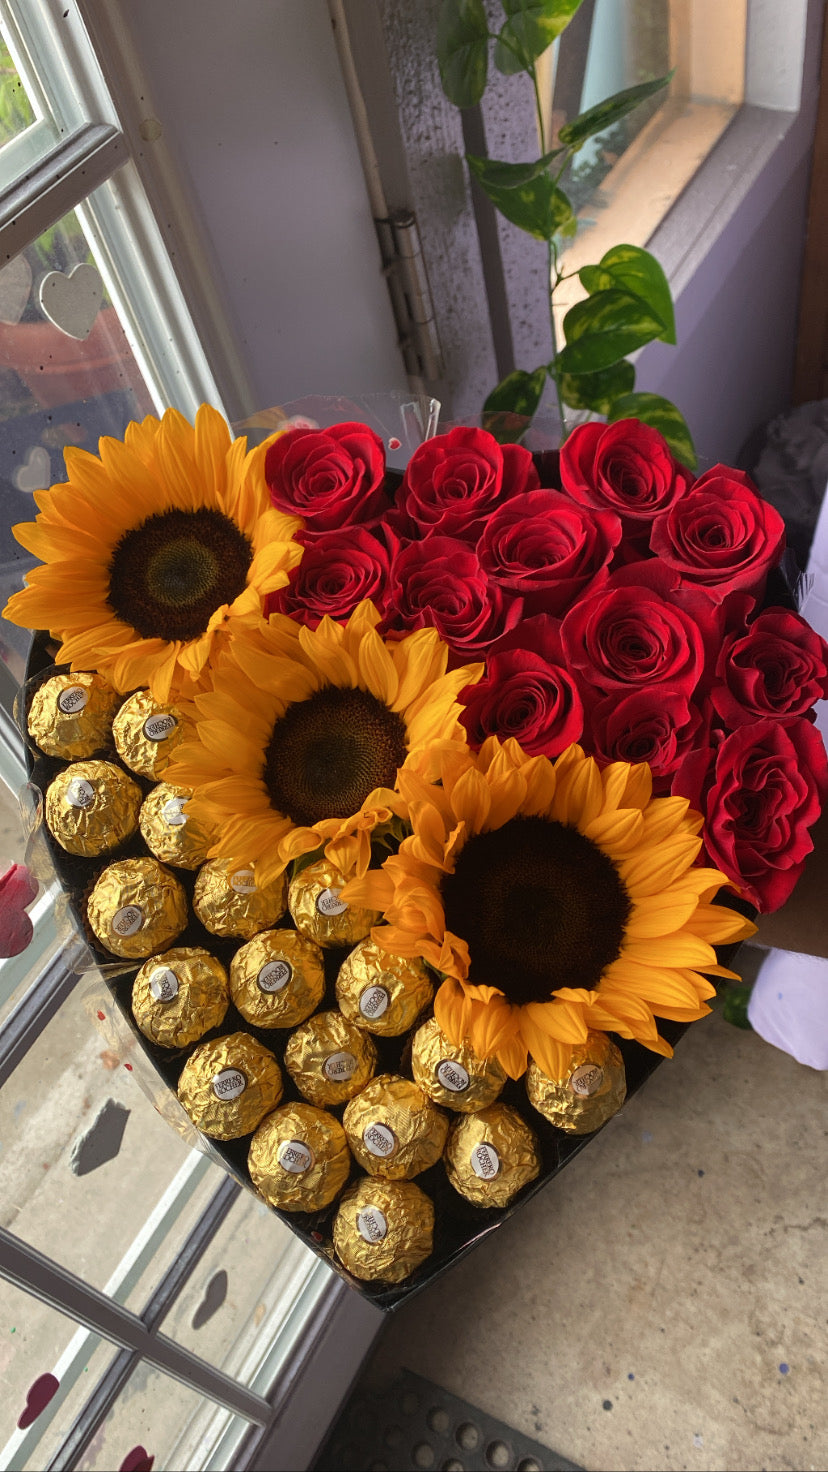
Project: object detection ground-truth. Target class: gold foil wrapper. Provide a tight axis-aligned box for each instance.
[343,1073,449,1180]
[526,1031,627,1134]
[288,858,380,948]
[336,936,433,1037]
[28,671,120,759]
[411,1017,507,1114]
[444,1103,541,1208]
[193,860,287,939]
[132,946,230,1049]
[139,783,213,870]
[248,1101,351,1212]
[230,929,325,1029]
[177,1031,284,1140]
[112,690,194,780]
[87,857,189,958]
[45,760,142,856]
[284,1010,377,1107]
[333,1177,434,1283]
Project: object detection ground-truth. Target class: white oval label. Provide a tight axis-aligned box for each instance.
[357,1206,388,1243]
[363,1121,396,1158]
[471,1142,500,1179]
[258,959,292,993]
[277,1139,314,1174]
[316,888,347,917]
[323,1050,357,1082]
[111,904,143,937]
[359,985,390,1020]
[161,796,187,827]
[66,778,95,809]
[436,1058,470,1093]
[230,868,256,894]
[569,1062,605,1097]
[57,685,88,715]
[149,966,179,1002]
[142,713,177,742]
[212,1067,247,1101]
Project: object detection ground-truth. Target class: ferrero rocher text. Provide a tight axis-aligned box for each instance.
[342,1073,449,1180]
[177,1032,283,1139]
[132,947,229,1048]
[193,860,287,939]
[411,1016,507,1112]
[229,929,325,1028]
[248,1101,351,1212]
[45,760,142,856]
[444,1102,542,1207]
[112,689,193,780]
[333,1177,435,1282]
[139,783,213,870]
[526,1031,627,1133]
[284,1010,377,1107]
[28,671,120,759]
[288,857,381,948]
[336,935,433,1036]
[86,857,188,958]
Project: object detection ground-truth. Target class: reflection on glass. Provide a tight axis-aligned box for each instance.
[0,1277,117,1471]
[0,33,36,148]
[74,1362,251,1472]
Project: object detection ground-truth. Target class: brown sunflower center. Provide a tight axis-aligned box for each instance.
[264,685,408,827]
[440,816,631,1005]
[107,509,253,641]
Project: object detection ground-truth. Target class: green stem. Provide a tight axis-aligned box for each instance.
[530,60,567,438]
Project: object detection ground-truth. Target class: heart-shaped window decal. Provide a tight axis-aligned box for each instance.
[38,262,103,341]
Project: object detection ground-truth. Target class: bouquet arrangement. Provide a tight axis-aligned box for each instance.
[6,402,826,1302]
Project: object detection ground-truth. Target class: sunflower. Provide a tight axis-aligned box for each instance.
[341,738,756,1079]
[167,600,483,884]
[4,406,302,701]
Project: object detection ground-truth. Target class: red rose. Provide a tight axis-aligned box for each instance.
[458,616,584,756]
[264,422,388,531]
[477,489,622,616]
[392,426,538,542]
[584,686,707,791]
[711,607,828,727]
[561,562,711,698]
[559,418,692,532]
[383,535,522,659]
[264,526,392,627]
[649,466,785,600]
[672,718,828,912]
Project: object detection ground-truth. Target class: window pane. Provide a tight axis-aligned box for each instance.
[74,1363,252,1472]
[0,30,35,146]
[0,1277,118,1471]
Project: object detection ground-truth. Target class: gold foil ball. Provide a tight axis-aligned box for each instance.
[342,1073,449,1180]
[444,1103,541,1208]
[288,857,381,948]
[526,1031,627,1134]
[87,857,189,957]
[112,689,193,780]
[193,860,287,939]
[336,935,433,1036]
[177,1031,283,1140]
[230,929,325,1029]
[248,1101,351,1212]
[333,1177,434,1283]
[139,783,213,870]
[45,760,142,856]
[411,1017,507,1113]
[28,671,120,759]
[284,1010,377,1107]
[132,947,230,1049]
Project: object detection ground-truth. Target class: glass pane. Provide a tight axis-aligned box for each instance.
[0,30,35,147]
[74,1362,252,1472]
[0,1277,118,1471]
[159,1188,304,1387]
[0,202,155,679]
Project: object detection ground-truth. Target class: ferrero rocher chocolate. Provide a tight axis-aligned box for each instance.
[87,857,189,958]
[229,929,325,1029]
[411,1017,507,1113]
[193,860,287,939]
[333,1177,434,1283]
[444,1103,541,1208]
[248,1101,351,1212]
[28,671,120,759]
[288,858,380,948]
[45,760,142,856]
[342,1074,449,1180]
[177,1031,283,1140]
[526,1031,627,1134]
[132,947,230,1049]
[112,690,193,780]
[284,1010,377,1107]
[336,936,433,1036]
[139,783,213,870]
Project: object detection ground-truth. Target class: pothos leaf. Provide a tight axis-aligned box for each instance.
[579,244,675,343]
[467,152,574,238]
[483,366,548,440]
[494,0,585,74]
[437,0,490,108]
[556,359,635,414]
[558,289,665,373]
[558,72,672,150]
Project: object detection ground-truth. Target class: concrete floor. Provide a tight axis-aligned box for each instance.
[353,1001,828,1472]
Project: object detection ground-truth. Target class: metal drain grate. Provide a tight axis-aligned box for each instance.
[313,1367,582,1472]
